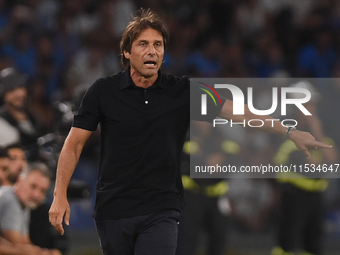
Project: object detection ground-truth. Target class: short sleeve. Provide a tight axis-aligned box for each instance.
[73,79,102,131]
[0,194,28,234]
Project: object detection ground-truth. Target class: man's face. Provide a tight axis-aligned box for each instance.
[124,28,164,79]
[7,148,27,184]
[3,87,27,110]
[0,157,9,185]
[16,170,51,209]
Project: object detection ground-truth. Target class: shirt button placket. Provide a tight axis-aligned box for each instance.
[144,89,149,106]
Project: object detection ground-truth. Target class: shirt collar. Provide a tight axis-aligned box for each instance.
[120,67,164,89]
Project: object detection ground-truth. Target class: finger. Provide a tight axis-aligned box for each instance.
[302,148,311,158]
[56,215,65,235]
[65,207,71,226]
[314,141,333,149]
[55,222,65,235]
[50,213,65,235]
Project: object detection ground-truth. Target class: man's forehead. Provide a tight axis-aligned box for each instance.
[8,148,25,156]
[135,28,163,41]
[25,172,50,185]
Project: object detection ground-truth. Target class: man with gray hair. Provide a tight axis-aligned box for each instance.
[0,162,62,255]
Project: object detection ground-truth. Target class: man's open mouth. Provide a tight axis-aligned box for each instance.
[144,60,157,66]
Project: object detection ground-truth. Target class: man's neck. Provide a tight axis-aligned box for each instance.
[2,179,14,186]
[130,68,158,89]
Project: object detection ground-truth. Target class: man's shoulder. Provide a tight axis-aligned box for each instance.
[83,71,125,96]
[0,186,17,205]
[159,72,190,88]
[0,186,15,196]
[93,70,124,87]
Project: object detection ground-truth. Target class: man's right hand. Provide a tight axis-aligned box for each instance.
[48,128,92,235]
[49,196,70,235]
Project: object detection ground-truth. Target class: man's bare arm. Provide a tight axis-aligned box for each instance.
[49,127,92,235]
[0,237,42,255]
[219,100,332,158]
[1,231,29,245]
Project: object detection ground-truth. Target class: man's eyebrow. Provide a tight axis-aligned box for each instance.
[136,39,163,43]
[137,39,149,43]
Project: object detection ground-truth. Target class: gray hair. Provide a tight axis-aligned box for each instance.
[21,162,53,180]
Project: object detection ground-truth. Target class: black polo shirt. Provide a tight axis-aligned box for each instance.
[73,69,223,220]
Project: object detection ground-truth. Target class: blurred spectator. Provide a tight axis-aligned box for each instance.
[35,0,60,30]
[162,24,195,76]
[256,42,284,77]
[26,77,54,134]
[235,0,272,46]
[53,10,80,69]
[0,67,41,158]
[0,4,36,47]
[245,28,277,76]
[177,121,231,255]
[186,37,224,77]
[228,178,277,232]
[61,0,97,36]
[70,35,119,89]
[35,32,64,100]
[1,22,37,78]
[0,114,20,147]
[3,143,27,186]
[0,0,10,41]
[0,142,68,253]
[0,162,62,255]
[271,81,338,255]
[108,0,136,37]
[297,27,338,78]
[223,41,249,77]
[0,147,9,185]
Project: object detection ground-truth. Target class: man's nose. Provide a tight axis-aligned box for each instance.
[147,44,156,55]
[32,189,44,200]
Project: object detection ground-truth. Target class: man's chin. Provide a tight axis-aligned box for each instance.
[142,70,158,79]
[25,201,39,210]
[7,174,19,185]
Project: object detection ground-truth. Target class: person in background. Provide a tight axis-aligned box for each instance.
[0,162,62,255]
[1,143,27,186]
[0,143,68,254]
[271,81,338,255]
[0,237,41,255]
[0,147,9,185]
[0,67,41,159]
[177,121,231,255]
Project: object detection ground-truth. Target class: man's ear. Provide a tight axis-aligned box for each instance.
[124,51,131,59]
